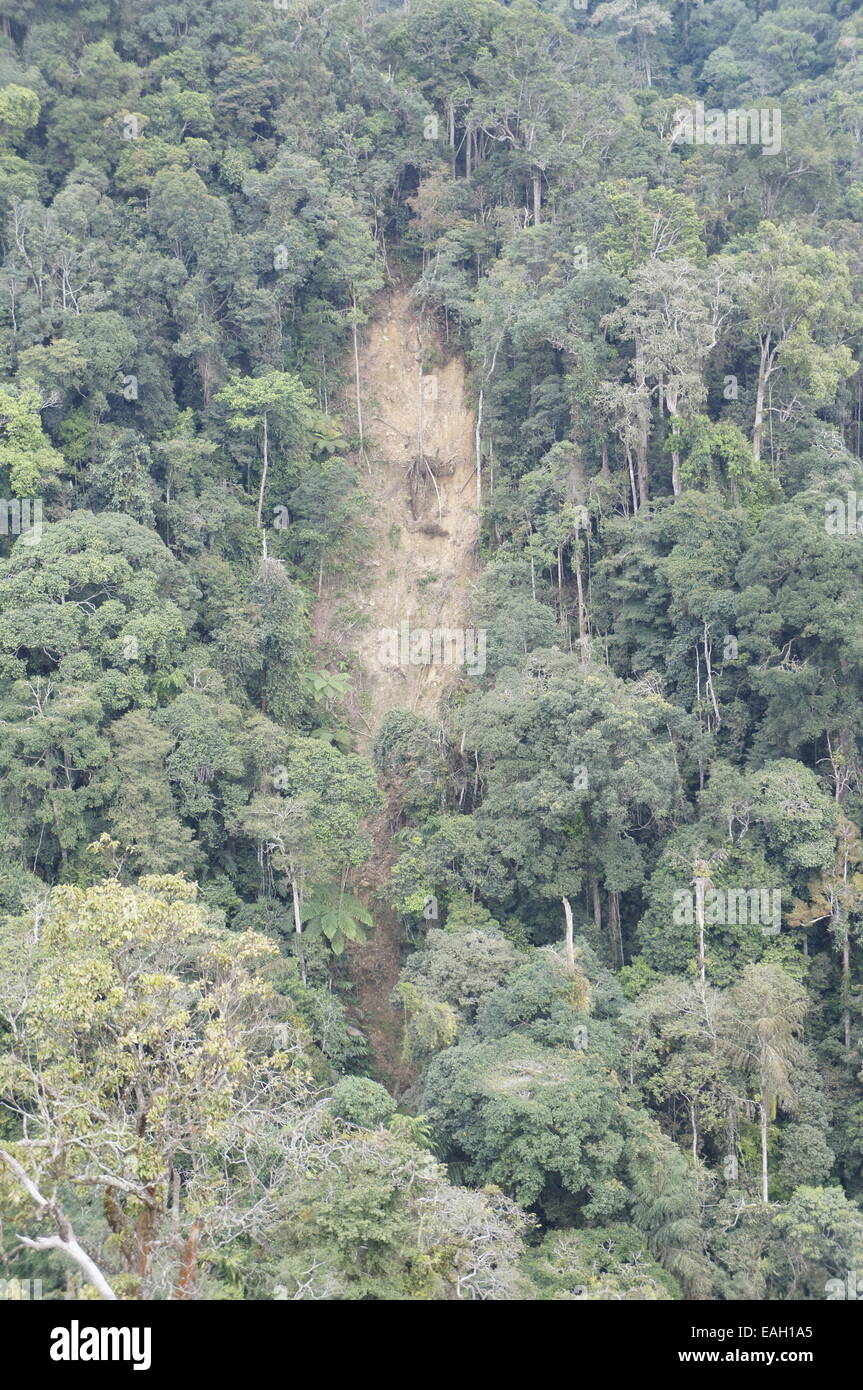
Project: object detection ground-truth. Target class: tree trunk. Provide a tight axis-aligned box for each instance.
[573,539,588,660]
[626,447,638,512]
[752,334,771,463]
[475,343,500,514]
[256,409,269,556]
[635,340,650,507]
[843,922,851,1050]
[636,427,649,508]
[29,1228,119,1300]
[668,405,682,496]
[291,872,307,985]
[448,100,455,178]
[418,358,425,461]
[0,1149,118,1300]
[591,875,602,938]
[703,624,721,730]
[174,1219,202,1300]
[608,890,623,968]
[695,874,706,984]
[352,292,366,463]
[759,1096,769,1203]
[562,896,575,973]
[475,385,483,510]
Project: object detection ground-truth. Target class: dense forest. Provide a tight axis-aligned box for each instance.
[0,0,862,1306]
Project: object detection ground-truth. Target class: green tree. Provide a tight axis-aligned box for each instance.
[0,380,64,496]
[215,371,315,557]
[722,964,808,1204]
[0,872,308,1300]
[728,223,857,463]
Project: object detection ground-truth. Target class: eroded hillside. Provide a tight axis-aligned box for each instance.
[313,285,480,1090]
[316,286,479,746]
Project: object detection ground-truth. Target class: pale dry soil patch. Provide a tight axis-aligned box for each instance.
[313,285,479,1092]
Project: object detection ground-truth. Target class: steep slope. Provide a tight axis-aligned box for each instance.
[314,285,479,1092]
[317,285,479,743]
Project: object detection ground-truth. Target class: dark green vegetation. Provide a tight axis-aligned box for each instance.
[1,0,863,1301]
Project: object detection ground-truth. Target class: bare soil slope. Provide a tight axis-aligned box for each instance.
[319,286,479,743]
[314,286,479,1093]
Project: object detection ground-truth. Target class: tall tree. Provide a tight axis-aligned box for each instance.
[215,371,315,558]
[722,964,807,1204]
